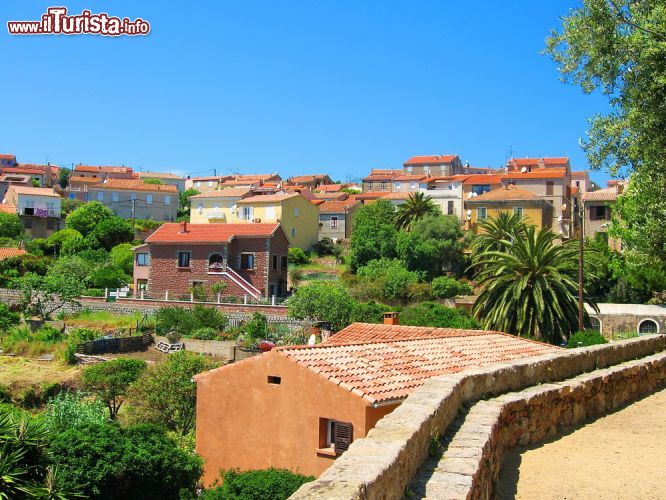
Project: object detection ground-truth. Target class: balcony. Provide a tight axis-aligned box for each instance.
[205,212,226,220]
[19,207,61,218]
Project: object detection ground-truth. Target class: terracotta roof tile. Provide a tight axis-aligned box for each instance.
[289,175,330,183]
[582,187,619,202]
[190,188,251,199]
[461,174,505,185]
[0,155,16,161]
[318,199,360,214]
[277,325,559,404]
[74,165,134,174]
[237,193,300,204]
[138,172,185,180]
[382,192,411,200]
[317,184,343,192]
[0,248,26,259]
[502,168,567,180]
[313,192,348,200]
[91,179,178,193]
[393,174,427,181]
[404,155,458,165]
[465,185,542,202]
[146,223,281,243]
[0,204,17,214]
[7,186,60,197]
[571,171,588,179]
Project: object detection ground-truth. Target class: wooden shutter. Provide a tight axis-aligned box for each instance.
[334,421,353,453]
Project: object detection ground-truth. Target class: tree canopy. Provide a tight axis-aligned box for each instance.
[82,358,147,420]
[394,192,441,231]
[350,200,398,271]
[0,213,23,239]
[65,201,115,236]
[546,0,666,262]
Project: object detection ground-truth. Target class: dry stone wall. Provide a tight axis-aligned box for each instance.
[291,335,666,500]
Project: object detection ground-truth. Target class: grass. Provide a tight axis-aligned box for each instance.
[0,357,80,392]
[60,310,156,332]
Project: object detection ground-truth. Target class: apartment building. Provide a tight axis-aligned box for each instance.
[189,188,252,224]
[73,165,135,180]
[3,186,62,238]
[420,176,467,219]
[391,174,428,193]
[318,198,361,241]
[403,154,463,176]
[87,179,178,221]
[187,176,234,193]
[361,169,402,193]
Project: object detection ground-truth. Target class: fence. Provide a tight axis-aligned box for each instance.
[76,332,153,355]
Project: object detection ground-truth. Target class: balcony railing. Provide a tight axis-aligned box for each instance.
[205,212,226,219]
[19,208,61,218]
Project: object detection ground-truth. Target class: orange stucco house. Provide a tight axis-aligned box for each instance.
[194,315,559,484]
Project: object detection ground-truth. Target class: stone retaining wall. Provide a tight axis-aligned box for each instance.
[417,351,666,499]
[291,335,666,499]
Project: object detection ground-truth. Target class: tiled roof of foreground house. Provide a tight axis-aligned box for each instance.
[145,222,282,243]
[267,325,560,405]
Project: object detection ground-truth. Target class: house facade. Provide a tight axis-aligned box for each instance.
[73,165,135,180]
[586,303,666,339]
[582,182,623,251]
[464,185,553,231]
[138,222,289,300]
[3,186,62,238]
[318,199,360,241]
[403,154,463,176]
[87,179,178,221]
[287,174,333,190]
[137,171,187,192]
[189,188,252,224]
[361,169,402,193]
[194,316,559,483]
[420,176,466,219]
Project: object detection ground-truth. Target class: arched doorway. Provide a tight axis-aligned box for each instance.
[638,319,659,335]
[208,253,224,273]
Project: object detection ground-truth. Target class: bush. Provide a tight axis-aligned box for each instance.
[48,422,203,499]
[89,267,130,289]
[567,330,608,348]
[312,237,343,258]
[357,259,421,301]
[431,276,472,299]
[45,392,108,432]
[33,324,64,343]
[399,302,479,329]
[155,305,228,338]
[288,247,311,266]
[0,212,23,239]
[0,302,20,332]
[288,281,356,331]
[203,469,314,500]
[191,327,220,340]
[350,300,391,324]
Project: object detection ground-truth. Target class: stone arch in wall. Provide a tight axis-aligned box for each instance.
[208,253,224,272]
[637,318,660,335]
[589,316,602,333]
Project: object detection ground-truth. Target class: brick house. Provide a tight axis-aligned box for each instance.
[194,314,560,483]
[137,222,289,300]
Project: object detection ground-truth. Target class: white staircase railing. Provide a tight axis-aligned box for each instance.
[224,267,262,300]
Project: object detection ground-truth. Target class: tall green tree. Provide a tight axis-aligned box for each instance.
[288,281,356,331]
[82,359,147,420]
[58,167,71,189]
[546,1,666,261]
[472,226,596,344]
[397,215,465,279]
[128,351,217,435]
[394,192,441,231]
[178,188,200,220]
[350,199,398,271]
[91,216,134,250]
[0,213,23,239]
[65,202,115,236]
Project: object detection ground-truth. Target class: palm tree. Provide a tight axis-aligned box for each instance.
[394,192,441,231]
[471,225,596,344]
[470,211,528,254]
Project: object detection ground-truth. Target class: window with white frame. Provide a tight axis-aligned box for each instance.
[330,216,338,229]
[97,192,104,202]
[513,207,523,218]
[242,206,253,220]
[196,181,201,188]
[164,195,172,205]
[177,251,191,268]
[112,192,119,202]
[294,207,299,217]
[198,203,203,214]
[477,207,487,220]
[318,418,353,454]
[146,194,153,204]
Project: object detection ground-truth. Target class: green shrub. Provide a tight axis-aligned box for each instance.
[33,325,64,343]
[350,301,391,324]
[49,422,203,499]
[400,302,479,329]
[69,327,101,342]
[357,258,421,300]
[203,468,314,500]
[45,391,108,432]
[288,247,311,266]
[0,302,20,332]
[431,276,463,299]
[312,237,343,258]
[190,327,220,340]
[567,330,608,348]
[155,305,228,338]
[83,288,106,297]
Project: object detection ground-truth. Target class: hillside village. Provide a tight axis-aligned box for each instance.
[2,1,666,498]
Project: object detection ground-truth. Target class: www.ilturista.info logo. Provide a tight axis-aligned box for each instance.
[7,7,150,36]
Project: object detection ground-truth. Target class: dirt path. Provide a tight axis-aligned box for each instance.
[497,388,666,500]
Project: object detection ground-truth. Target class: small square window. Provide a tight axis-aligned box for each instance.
[267,376,281,385]
[318,418,353,455]
[513,207,523,218]
[146,194,153,204]
[164,195,172,205]
[291,228,296,237]
[136,253,150,266]
[177,251,191,268]
[112,192,119,202]
[240,253,254,270]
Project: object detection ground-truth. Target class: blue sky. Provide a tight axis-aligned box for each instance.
[2,1,612,185]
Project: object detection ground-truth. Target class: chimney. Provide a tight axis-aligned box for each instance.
[180,221,188,233]
[384,312,399,326]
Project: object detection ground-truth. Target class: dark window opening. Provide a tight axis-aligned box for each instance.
[272,255,278,270]
[281,256,288,269]
[208,253,224,272]
[267,376,281,385]
[590,205,610,220]
[318,418,353,454]
[240,253,254,270]
[447,200,454,215]
[472,185,490,195]
[546,181,554,195]
[177,251,191,268]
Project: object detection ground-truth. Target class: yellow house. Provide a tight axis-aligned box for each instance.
[464,185,552,232]
[189,188,251,224]
[236,193,319,250]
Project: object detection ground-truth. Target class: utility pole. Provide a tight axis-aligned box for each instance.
[577,205,585,332]
[131,197,136,232]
